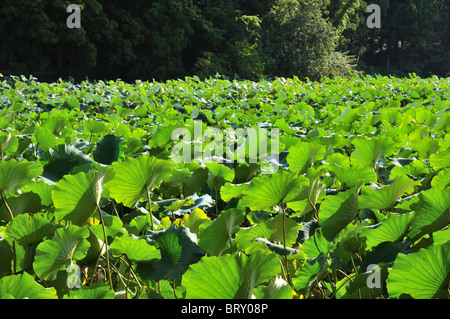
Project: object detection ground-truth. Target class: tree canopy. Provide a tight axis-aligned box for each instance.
[0,0,448,81]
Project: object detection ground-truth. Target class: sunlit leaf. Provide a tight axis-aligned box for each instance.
[358,175,420,211]
[350,137,396,170]
[183,251,280,299]
[407,187,450,240]
[33,225,90,281]
[138,225,205,281]
[0,272,57,299]
[287,142,326,174]
[361,212,414,250]
[111,235,160,262]
[198,209,245,256]
[52,169,113,226]
[242,170,309,211]
[387,242,450,299]
[104,155,172,208]
[0,159,43,196]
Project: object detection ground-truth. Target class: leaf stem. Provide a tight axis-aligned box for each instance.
[147,190,154,230]
[119,255,141,288]
[281,203,291,285]
[11,241,17,274]
[125,257,133,299]
[307,181,320,221]
[1,193,14,221]
[329,272,356,299]
[86,132,94,155]
[308,196,319,221]
[350,255,362,299]
[89,236,103,286]
[97,204,113,290]
[1,193,16,274]
[173,280,178,299]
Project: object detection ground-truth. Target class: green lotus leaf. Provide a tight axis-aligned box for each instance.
[104,155,173,208]
[253,276,293,299]
[22,180,54,207]
[387,242,450,299]
[286,168,327,216]
[431,168,450,190]
[166,193,214,217]
[329,165,377,188]
[161,168,191,188]
[275,118,298,135]
[148,124,178,148]
[0,272,57,299]
[433,227,450,246]
[350,137,396,170]
[408,137,440,159]
[52,169,113,226]
[360,240,411,271]
[287,142,326,174]
[41,144,93,182]
[335,269,386,299]
[205,161,235,190]
[81,227,108,266]
[429,147,450,171]
[0,159,43,196]
[42,109,72,138]
[242,170,309,211]
[233,162,260,183]
[236,213,301,254]
[4,213,56,247]
[0,133,18,157]
[182,166,208,197]
[138,225,205,281]
[0,239,14,277]
[34,126,60,152]
[90,214,127,239]
[125,213,153,236]
[111,235,161,263]
[198,208,245,256]
[319,185,361,241]
[300,231,335,259]
[334,223,365,262]
[292,255,329,297]
[93,134,127,165]
[251,237,301,255]
[33,225,90,281]
[0,192,43,221]
[220,182,251,202]
[407,187,450,241]
[65,281,115,299]
[83,119,108,135]
[182,208,211,235]
[390,160,428,178]
[324,153,350,168]
[183,250,280,299]
[334,107,360,124]
[358,175,420,211]
[361,212,414,250]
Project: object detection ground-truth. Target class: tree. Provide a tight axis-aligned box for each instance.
[345,0,445,76]
[421,0,450,76]
[188,0,270,80]
[90,0,197,81]
[261,0,355,80]
[0,0,109,80]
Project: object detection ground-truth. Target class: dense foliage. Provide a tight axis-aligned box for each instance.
[0,0,449,81]
[0,74,449,299]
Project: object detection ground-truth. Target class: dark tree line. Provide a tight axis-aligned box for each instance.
[0,0,449,82]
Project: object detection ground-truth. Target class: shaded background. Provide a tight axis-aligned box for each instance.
[0,0,449,82]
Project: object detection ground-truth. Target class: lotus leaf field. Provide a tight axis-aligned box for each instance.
[0,74,449,299]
